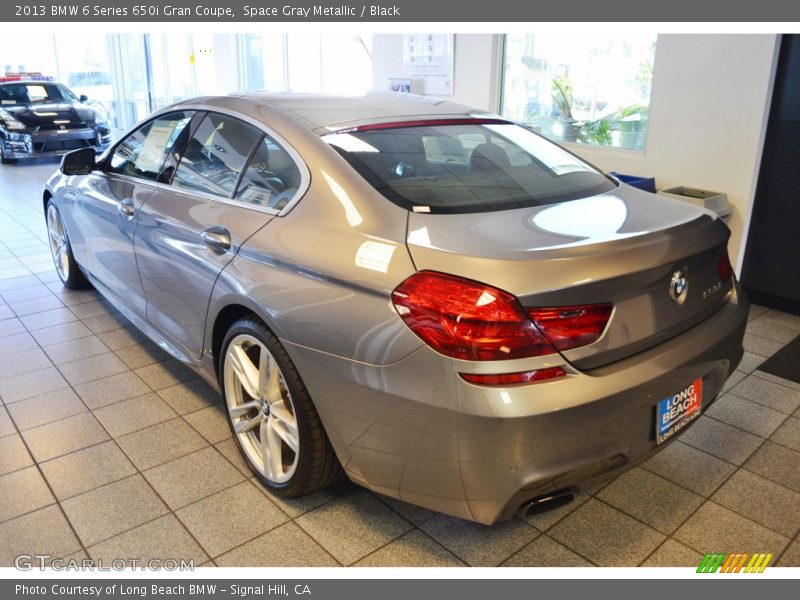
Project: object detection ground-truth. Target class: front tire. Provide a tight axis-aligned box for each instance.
[0,144,17,164]
[46,199,90,289]
[220,317,342,497]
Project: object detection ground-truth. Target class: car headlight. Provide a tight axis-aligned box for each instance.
[0,108,27,131]
[90,103,109,125]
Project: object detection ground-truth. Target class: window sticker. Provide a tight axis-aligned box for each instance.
[134,120,178,174]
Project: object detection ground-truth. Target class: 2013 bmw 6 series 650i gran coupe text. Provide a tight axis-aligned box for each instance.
[44,92,748,524]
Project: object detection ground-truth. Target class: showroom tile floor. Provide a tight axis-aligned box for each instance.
[0,160,799,568]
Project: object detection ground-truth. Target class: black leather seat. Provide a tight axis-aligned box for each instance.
[469,143,512,172]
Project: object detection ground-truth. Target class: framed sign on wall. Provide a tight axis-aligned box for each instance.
[402,33,454,95]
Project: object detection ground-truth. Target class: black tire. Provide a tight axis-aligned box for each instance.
[220,317,342,497]
[46,199,91,289]
[0,144,17,164]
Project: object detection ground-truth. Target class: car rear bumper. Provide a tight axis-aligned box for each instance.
[284,282,749,524]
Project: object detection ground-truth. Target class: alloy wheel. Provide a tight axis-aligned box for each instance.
[47,203,70,282]
[223,334,299,483]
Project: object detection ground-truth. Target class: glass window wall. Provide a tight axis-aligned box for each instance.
[501,34,657,150]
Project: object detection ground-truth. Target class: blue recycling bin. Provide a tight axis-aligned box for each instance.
[609,171,657,193]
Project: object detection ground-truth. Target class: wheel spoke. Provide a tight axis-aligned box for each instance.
[228,344,261,399]
[57,247,68,275]
[47,209,57,234]
[258,345,269,396]
[265,357,283,405]
[269,400,293,425]
[234,411,263,434]
[51,211,64,239]
[262,418,283,479]
[259,419,273,478]
[269,403,299,453]
[228,400,260,419]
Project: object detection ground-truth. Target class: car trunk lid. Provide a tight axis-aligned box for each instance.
[405,186,734,369]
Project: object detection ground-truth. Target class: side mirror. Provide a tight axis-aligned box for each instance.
[61,147,96,175]
[79,94,89,103]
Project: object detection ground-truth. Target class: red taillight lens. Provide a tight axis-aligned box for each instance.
[717,250,734,282]
[460,367,567,386]
[392,271,556,361]
[527,304,613,352]
[392,271,613,361]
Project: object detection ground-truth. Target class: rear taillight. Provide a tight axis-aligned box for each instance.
[392,271,555,361]
[717,250,734,282]
[527,304,613,352]
[391,271,612,361]
[460,367,567,386]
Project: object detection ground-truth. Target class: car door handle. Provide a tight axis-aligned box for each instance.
[201,227,231,254]
[117,198,135,220]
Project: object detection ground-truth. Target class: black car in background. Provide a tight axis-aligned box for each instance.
[0,78,111,164]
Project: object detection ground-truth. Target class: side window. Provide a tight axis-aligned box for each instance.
[58,85,77,102]
[172,113,261,197]
[107,111,194,181]
[234,135,303,210]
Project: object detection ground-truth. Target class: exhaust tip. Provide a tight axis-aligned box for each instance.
[519,489,575,517]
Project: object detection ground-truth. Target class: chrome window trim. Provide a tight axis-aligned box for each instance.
[99,105,311,218]
[96,171,284,217]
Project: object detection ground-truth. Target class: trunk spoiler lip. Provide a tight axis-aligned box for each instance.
[408,206,725,260]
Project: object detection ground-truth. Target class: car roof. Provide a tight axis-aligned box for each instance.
[190,91,492,131]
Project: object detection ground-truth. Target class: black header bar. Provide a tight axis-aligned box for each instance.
[4,0,800,22]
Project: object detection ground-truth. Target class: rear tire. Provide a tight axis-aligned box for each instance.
[46,199,90,289]
[220,317,342,497]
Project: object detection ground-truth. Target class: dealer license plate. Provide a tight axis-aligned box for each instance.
[656,378,703,444]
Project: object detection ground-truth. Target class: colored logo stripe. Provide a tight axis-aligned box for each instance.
[720,554,737,572]
[697,553,725,573]
[745,553,772,573]
[697,552,772,573]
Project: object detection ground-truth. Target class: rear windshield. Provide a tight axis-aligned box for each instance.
[323,122,616,213]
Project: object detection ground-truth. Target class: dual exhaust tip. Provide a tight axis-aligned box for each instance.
[518,488,575,518]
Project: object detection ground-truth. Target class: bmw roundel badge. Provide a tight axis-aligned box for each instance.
[670,270,688,303]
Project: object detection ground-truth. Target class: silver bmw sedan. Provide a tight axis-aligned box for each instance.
[44,91,748,524]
